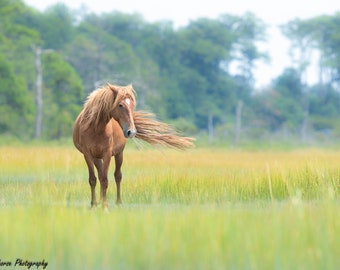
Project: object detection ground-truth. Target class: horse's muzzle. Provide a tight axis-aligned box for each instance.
[125,128,137,138]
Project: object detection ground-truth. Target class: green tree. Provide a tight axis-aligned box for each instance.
[15,3,75,50]
[0,55,33,137]
[308,83,340,132]
[253,68,304,132]
[66,17,139,94]
[170,14,267,131]
[0,0,39,138]
[282,13,340,139]
[42,53,83,139]
[0,0,40,84]
[282,13,340,87]
[173,18,236,128]
[227,12,268,83]
[77,12,164,110]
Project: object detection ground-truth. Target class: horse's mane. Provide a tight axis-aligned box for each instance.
[133,111,195,150]
[79,84,136,130]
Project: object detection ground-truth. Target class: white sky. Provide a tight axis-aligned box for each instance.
[24,0,340,87]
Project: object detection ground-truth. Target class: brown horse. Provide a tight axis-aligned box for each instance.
[73,83,194,209]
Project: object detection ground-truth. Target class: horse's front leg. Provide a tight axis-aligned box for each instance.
[114,152,123,205]
[84,154,97,208]
[99,155,111,209]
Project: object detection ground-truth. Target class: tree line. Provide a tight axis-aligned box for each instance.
[1,0,340,144]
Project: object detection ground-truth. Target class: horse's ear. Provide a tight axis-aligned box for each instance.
[108,83,117,92]
[108,84,118,99]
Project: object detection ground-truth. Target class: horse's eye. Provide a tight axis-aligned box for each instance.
[119,103,123,108]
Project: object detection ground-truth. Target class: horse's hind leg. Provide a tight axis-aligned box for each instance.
[114,152,123,205]
[84,154,97,208]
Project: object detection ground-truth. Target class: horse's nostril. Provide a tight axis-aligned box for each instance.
[126,128,136,138]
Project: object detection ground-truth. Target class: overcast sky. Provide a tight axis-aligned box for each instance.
[24,0,340,87]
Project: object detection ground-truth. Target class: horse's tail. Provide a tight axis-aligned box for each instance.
[133,111,195,150]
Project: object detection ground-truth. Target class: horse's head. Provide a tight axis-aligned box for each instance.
[109,84,137,138]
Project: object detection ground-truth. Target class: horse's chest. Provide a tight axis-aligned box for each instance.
[91,135,125,158]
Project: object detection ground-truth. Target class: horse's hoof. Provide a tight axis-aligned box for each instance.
[90,202,98,209]
[116,199,122,205]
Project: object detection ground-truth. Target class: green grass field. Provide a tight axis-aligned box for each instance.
[0,145,339,269]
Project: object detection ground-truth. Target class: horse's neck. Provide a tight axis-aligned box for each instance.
[89,116,111,133]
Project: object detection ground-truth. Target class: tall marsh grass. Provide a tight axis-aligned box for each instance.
[0,145,339,269]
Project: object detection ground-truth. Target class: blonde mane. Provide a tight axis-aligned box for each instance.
[79,84,136,130]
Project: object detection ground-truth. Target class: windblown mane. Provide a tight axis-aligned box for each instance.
[79,84,136,130]
[133,111,195,150]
